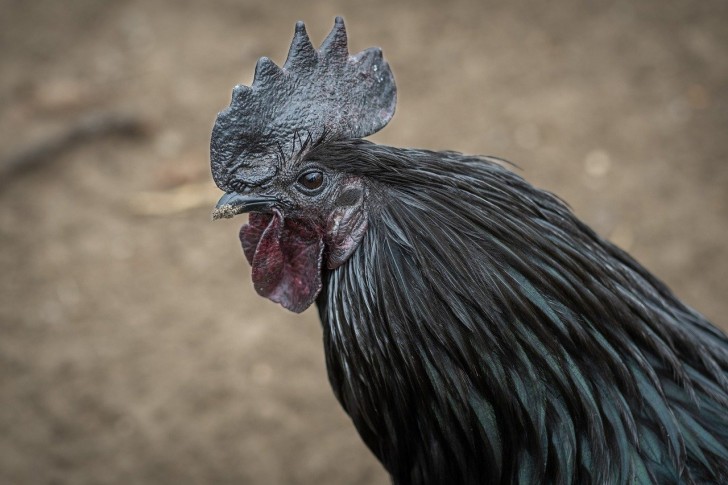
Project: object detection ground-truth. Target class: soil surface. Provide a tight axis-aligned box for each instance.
[1,1,727,484]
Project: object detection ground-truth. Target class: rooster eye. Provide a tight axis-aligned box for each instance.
[297,170,325,193]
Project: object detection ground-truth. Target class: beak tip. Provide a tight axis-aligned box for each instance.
[213,192,277,218]
[211,204,238,220]
[215,192,235,209]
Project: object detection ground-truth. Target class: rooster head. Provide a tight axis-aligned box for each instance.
[210,17,396,313]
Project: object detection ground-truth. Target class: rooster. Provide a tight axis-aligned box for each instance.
[210,18,728,485]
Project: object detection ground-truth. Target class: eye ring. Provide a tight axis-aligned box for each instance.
[296,169,325,193]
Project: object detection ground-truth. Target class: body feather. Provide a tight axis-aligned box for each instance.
[314,140,728,485]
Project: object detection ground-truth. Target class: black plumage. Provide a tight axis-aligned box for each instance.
[210,18,728,485]
[314,140,728,484]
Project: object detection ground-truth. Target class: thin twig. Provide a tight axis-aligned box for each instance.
[0,112,150,181]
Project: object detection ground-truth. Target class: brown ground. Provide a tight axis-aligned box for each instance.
[1,1,727,484]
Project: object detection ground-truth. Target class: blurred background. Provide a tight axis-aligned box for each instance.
[1,0,726,483]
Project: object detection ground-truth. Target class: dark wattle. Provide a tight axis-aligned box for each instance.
[240,212,325,313]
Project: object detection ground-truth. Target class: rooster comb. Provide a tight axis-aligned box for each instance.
[210,17,397,188]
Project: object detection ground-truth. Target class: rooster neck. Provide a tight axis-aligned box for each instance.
[313,142,728,485]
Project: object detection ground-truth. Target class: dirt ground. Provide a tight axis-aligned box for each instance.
[1,0,726,483]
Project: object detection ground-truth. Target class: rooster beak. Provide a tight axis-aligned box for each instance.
[212,192,278,220]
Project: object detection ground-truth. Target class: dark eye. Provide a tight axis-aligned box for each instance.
[297,170,325,192]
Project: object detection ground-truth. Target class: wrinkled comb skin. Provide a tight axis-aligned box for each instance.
[210,17,396,192]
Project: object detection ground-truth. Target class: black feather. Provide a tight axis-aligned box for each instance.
[312,139,728,485]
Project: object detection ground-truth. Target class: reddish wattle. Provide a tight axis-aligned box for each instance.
[239,212,324,313]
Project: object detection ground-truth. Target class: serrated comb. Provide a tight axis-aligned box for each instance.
[210,17,397,190]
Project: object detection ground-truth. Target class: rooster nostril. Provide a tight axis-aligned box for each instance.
[227,179,256,194]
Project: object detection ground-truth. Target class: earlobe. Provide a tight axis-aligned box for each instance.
[326,184,368,269]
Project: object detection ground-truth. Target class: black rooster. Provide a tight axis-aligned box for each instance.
[210,18,728,485]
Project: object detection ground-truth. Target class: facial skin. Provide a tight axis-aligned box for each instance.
[217,155,369,313]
